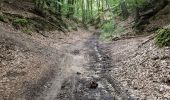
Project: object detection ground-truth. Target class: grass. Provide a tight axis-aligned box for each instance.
[155,28,170,47]
[12,18,30,27]
[0,15,7,22]
[0,15,5,22]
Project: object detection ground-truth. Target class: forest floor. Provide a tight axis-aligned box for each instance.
[0,1,170,100]
[0,20,170,100]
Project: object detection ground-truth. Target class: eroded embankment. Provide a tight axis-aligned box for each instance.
[0,23,90,99]
[0,27,62,100]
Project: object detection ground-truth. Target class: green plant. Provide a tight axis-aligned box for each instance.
[100,21,116,41]
[0,15,6,22]
[102,21,116,33]
[155,28,170,47]
[0,15,4,21]
[100,19,126,41]
[13,18,30,27]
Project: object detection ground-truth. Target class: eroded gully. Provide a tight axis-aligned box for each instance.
[35,32,134,100]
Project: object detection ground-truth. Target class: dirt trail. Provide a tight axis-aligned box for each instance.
[32,31,136,100]
[0,24,163,100]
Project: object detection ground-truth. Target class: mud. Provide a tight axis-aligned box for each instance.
[2,22,165,100]
[34,32,133,100]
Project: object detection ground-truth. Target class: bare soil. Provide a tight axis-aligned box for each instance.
[0,18,170,100]
[0,21,91,99]
[0,1,170,100]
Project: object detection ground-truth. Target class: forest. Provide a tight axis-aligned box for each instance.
[0,0,170,100]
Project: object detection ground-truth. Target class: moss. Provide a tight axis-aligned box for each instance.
[12,18,30,27]
[155,28,170,47]
[0,15,5,22]
[1,12,67,33]
[30,17,56,31]
[0,15,8,22]
[100,20,125,41]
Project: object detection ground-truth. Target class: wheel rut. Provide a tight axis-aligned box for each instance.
[37,32,133,100]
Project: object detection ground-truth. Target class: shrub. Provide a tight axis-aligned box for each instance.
[100,20,125,41]
[100,21,116,41]
[102,21,116,33]
[13,18,30,27]
[0,15,4,21]
[155,28,170,47]
[0,15,5,22]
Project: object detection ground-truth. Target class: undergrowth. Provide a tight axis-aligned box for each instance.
[0,14,9,23]
[0,13,66,33]
[0,15,5,22]
[100,20,125,41]
[12,18,30,27]
[155,28,170,47]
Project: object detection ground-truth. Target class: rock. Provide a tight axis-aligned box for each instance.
[58,37,64,39]
[89,80,98,89]
[159,87,164,92]
[151,56,159,60]
[112,37,120,41]
[133,87,138,90]
[164,93,170,98]
[160,56,170,60]
[164,25,170,29]
[162,77,170,85]
[76,72,81,75]
[61,84,66,89]
[93,75,100,79]
[72,50,80,55]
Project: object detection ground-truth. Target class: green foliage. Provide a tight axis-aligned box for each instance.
[0,14,8,22]
[100,22,114,41]
[1,0,149,33]
[13,18,30,27]
[32,0,148,26]
[0,15,5,22]
[102,21,115,33]
[34,0,63,16]
[155,28,170,47]
[126,0,146,10]
[100,20,125,41]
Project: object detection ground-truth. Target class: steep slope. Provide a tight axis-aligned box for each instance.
[107,35,170,99]
[0,21,90,99]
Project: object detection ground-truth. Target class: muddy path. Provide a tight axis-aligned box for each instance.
[32,32,133,100]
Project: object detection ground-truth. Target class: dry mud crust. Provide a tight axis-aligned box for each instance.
[109,35,170,99]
